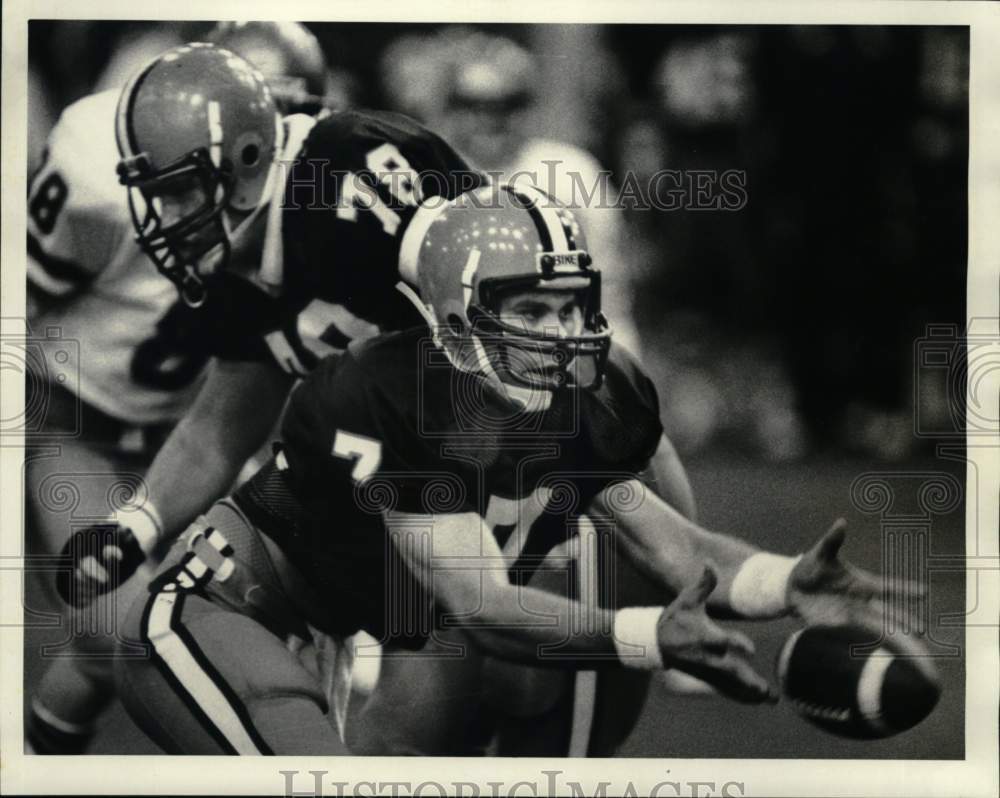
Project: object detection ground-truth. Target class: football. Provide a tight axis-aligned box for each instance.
[776,625,941,739]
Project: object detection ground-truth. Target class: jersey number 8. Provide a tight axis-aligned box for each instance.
[336,143,422,235]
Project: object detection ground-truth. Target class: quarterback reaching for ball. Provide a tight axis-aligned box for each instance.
[110,185,925,756]
[53,41,695,756]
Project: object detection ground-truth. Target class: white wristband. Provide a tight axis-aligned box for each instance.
[114,503,163,556]
[613,606,665,670]
[729,552,802,618]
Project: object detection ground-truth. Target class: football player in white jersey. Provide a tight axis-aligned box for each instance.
[25,80,207,757]
[25,23,337,754]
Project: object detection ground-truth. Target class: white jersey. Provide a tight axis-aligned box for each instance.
[27,90,203,425]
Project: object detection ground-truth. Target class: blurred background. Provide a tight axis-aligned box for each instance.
[25,21,969,759]
[28,21,968,462]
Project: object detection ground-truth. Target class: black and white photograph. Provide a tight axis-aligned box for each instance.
[1,1,997,796]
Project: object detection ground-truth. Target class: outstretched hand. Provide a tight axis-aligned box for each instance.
[657,564,778,704]
[787,519,927,659]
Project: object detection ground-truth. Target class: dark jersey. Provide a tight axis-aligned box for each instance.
[184,110,484,374]
[234,329,663,644]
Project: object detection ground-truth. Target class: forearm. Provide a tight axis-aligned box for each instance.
[446,584,664,670]
[641,434,697,523]
[451,580,625,669]
[594,485,740,595]
[142,358,293,542]
[593,481,796,616]
[144,413,251,538]
[392,510,661,671]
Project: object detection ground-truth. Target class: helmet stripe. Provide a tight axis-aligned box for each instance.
[461,247,481,308]
[533,198,571,252]
[118,55,161,157]
[560,211,578,250]
[504,184,553,252]
[507,184,573,253]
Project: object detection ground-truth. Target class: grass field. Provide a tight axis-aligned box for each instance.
[22,450,966,759]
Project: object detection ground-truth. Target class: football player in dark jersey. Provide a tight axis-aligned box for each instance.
[111,184,924,755]
[58,42,486,603]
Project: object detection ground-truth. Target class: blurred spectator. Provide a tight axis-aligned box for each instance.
[900,28,969,445]
[378,31,446,120]
[609,33,806,459]
[755,26,945,458]
[652,31,756,127]
[92,23,186,92]
[393,28,639,351]
[207,21,357,114]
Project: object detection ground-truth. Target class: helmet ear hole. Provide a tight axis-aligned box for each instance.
[446,314,465,336]
[241,143,261,166]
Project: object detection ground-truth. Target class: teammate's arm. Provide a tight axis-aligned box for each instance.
[58,357,293,605]
[143,356,294,534]
[386,508,774,704]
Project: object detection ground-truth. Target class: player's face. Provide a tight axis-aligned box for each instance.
[150,174,257,277]
[153,174,210,231]
[496,288,585,382]
[497,289,585,338]
[149,175,227,272]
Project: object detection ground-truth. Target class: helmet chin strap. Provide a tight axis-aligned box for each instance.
[213,167,275,290]
[214,111,288,286]
[471,334,553,412]
[221,197,267,246]
[395,280,553,412]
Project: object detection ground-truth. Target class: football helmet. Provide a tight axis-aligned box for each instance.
[206,21,333,115]
[115,43,282,306]
[403,183,611,393]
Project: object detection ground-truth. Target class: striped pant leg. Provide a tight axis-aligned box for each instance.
[117,582,340,755]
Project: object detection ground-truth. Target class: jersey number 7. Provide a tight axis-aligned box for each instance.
[332,430,382,481]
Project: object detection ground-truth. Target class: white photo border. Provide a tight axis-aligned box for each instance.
[2,1,997,796]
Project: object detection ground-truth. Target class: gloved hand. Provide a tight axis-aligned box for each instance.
[56,506,161,607]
